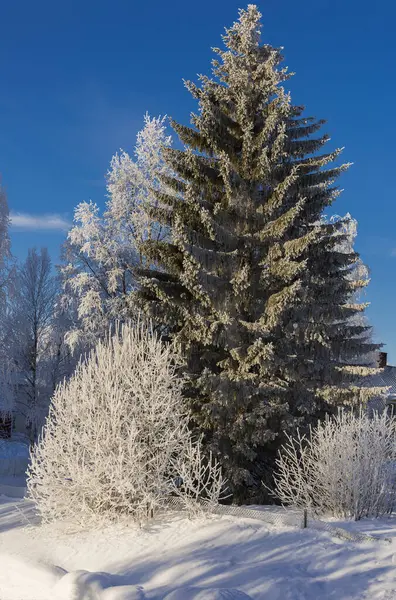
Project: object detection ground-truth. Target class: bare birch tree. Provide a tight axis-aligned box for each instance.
[11,248,57,438]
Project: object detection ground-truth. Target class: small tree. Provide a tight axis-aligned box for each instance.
[273,409,396,520]
[0,184,15,436]
[27,320,225,525]
[0,183,13,302]
[61,114,173,349]
[10,248,57,439]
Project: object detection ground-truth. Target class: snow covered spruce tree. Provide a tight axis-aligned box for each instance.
[321,213,378,367]
[61,114,173,349]
[27,320,225,525]
[135,6,380,500]
[279,210,382,426]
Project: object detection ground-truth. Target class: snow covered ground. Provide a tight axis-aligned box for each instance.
[1,496,396,600]
[0,437,29,478]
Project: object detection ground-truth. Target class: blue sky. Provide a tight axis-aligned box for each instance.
[1,0,395,361]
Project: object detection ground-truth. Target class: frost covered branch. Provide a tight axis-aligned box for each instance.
[27,319,225,525]
[60,114,175,348]
[273,409,396,520]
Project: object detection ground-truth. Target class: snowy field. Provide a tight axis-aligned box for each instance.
[2,496,396,599]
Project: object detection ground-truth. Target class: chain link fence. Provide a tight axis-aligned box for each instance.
[166,498,392,544]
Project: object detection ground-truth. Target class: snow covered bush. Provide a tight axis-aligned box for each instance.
[273,409,396,520]
[27,320,225,525]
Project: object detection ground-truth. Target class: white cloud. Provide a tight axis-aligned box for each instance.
[10,212,70,232]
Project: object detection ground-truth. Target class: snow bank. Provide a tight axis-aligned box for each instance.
[0,555,146,600]
[0,439,30,477]
[0,439,29,458]
[0,553,65,586]
[0,556,250,600]
[53,569,145,600]
[0,553,65,600]
[164,588,252,600]
[1,498,396,600]
[101,584,146,600]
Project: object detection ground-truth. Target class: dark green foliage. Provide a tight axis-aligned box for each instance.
[135,6,381,500]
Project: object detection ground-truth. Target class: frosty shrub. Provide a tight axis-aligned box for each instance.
[27,320,225,525]
[273,409,396,520]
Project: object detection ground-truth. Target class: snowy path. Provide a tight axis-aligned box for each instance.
[1,497,396,599]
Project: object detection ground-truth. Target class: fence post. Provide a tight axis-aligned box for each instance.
[303,508,308,529]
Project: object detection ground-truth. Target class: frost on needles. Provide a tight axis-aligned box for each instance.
[134,6,382,501]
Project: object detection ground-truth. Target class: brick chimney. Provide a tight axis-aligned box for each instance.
[378,352,388,368]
